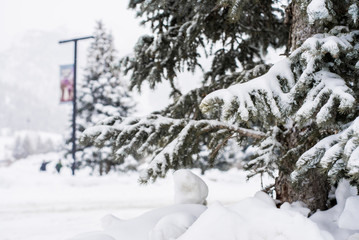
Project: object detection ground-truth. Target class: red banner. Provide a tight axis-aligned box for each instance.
[60,64,74,102]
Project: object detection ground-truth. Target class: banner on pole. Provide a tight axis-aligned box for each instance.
[60,64,74,102]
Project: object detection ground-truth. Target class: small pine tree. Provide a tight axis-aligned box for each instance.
[69,21,135,175]
[13,135,26,159]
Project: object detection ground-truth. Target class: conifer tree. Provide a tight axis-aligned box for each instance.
[82,1,359,211]
[73,21,135,175]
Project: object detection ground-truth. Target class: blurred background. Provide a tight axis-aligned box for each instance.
[0,0,208,162]
[0,1,274,239]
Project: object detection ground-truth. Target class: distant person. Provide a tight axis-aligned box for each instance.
[55,160,63,173]
[40,160,50,171]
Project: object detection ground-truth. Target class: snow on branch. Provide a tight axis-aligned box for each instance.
[199,28,359,181]
[140,119,265,182]
[307,0,334,24]
[162,64,271,119]
[245,127,283,178]
[125,0,286,97]
[200,30,358,128]
[81,115,264,182]
[292,117,359,183]
[200,59,294,125]
[294,70,355,125]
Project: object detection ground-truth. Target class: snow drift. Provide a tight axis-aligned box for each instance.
[70,170,359,240]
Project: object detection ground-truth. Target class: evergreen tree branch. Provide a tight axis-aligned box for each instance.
[200,28,359,182]
[124,0,287,94]
[81,115,265,181]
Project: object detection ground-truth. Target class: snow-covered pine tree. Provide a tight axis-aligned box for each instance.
[72,21,135,175]
[13,135,33,159]
[119,0,283,173]
[81,1,359,211]
[121,0,286,100]
[82,1,283,177]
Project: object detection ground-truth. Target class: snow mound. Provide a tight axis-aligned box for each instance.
[68,176,359,240]
[70,204,206,240]
[149,212,198,240]
[280,201,311,217]
[178,192,330,240]
[335,178,357,206]
[173,169,208,205]
[338,196,359,230]
[310,179,359,240]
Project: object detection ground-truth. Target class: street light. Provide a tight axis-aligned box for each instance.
[59,35,94,175]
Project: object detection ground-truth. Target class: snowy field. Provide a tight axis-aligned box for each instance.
[0,152,266,240]
[2,152,359,240]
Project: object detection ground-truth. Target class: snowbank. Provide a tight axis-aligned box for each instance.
[2,152,358,240]
[99,204,206,240]
[179,195,328,240]
[0,153,267,240]
[71,176,359,240]
[173,169,208,205]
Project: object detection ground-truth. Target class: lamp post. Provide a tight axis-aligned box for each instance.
[59,36,94,175]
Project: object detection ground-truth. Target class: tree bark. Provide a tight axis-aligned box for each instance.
[275,0,350,212]
[274,124,331,211]
[275,169,330,212]
[286,1,323,51]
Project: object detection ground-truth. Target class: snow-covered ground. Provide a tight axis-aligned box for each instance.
[2,152,359,240]
[0,152,267,240]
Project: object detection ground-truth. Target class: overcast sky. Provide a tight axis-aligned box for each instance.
[0,0,283,133]
[0,0,204,132]
[0,0,146,54]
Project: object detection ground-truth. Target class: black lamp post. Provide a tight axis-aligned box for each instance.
[59,36,94,175]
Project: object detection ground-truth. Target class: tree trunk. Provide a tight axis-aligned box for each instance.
[286,0,323,51]
[275,169,330,212]
[275,124,331,211]
[275,0,349,212]
[274,124,330,211]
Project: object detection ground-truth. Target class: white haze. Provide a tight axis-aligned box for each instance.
[0,0,165,133]
[0,0,281,134]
